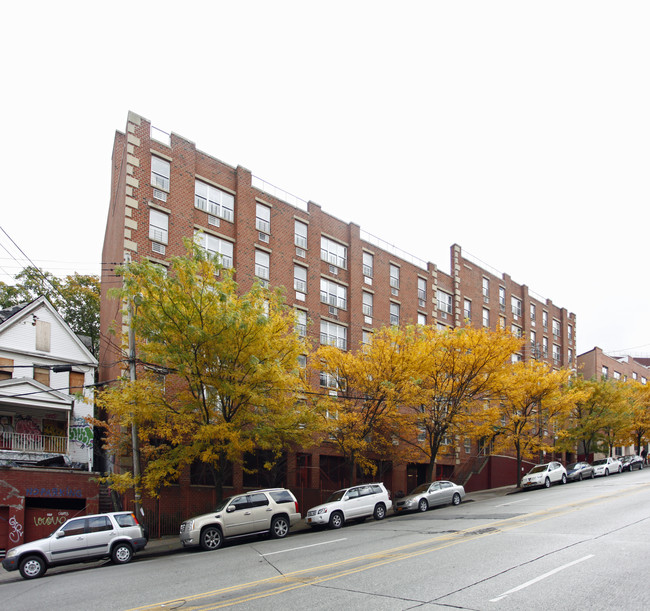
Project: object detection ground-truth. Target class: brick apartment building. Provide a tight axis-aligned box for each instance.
[577,347,649,384]
[100,111,577,526]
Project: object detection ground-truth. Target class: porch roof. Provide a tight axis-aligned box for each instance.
[0,377,73,412]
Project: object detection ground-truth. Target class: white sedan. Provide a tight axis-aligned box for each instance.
[521,461,567,489]
[592,456,622,476]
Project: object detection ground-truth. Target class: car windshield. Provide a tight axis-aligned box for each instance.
[326,489,346,503]
[528,465,548,474]
[214,497,233,512]
[410,483,431,495]
[566,463,580,470]
[593,459,606,466]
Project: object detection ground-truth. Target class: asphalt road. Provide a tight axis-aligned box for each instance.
[3,469,650,610]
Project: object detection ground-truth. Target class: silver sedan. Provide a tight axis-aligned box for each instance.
[394,481,465,514]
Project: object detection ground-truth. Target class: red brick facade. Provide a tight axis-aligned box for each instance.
[100,112,577,525]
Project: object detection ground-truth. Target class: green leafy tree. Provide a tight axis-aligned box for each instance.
[96,244,319,500]
[624,382,650,455]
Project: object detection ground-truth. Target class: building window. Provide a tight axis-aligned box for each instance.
[512,324,522,338]
[553,344,561,363]
[362,292,373,318]
[320,278,347,310]
[295,220,308,249]
[482,277,489,302]
[151,156,170,192]
[463,299,472,321]
[389,264,400,292]
[363,252,373,279]
[294,265,307,294]
[321,237,347,269]
[320,371,341,390]
[437,291,452,315]
[568,348,573,363]
[642,376,647,385]
[568,324,573,340]
[511,297,522,318]
[194,180,234,222]
[418,278,426,308]
[542,337,548,358]
[552,319,561,338]
[34,366,50,386]
[149,209,168,245]
[194,231,233,268]
[295,310,307,337]
[0,357,13,380]
[542,310,548,330]
[35,320,51,352]
[255,250,270,281]
[498,287,506,311]
[464,438,471,454]
[390,302,400,326]
[530,303,536,323]
[418,312,426,326]
[320,320,347,350]
[482,308,490,327]
[613,370,621,380]
[256,203,271,234]
[602,365,609,379]
[362,329,373,346]
[633,372,638,380]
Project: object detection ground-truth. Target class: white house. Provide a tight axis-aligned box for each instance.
[0,297,98,469]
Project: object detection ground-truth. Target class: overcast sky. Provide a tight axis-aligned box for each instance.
[1,1,648,358]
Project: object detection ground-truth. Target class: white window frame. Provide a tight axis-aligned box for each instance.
[194,231,233,268]
[255,250,270,280]
[362,252,373,278]
[295,309,307,337]
[511,296,522,318]
[151,156,170,192]
[390,302,400,326]
[320,278,347,310]
[320,320,347,350]
[418,277,426,306]
[437,290,453,314]
[320,237,347,269]
[194,180,235,222]
[256,203,271,234]
[295,220,308,249]
[389,264,400,290]
[149,209,168,244]
[362,292,373,317]
[294,265,307,293]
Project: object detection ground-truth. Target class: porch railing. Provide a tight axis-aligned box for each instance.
[0,432,68,454]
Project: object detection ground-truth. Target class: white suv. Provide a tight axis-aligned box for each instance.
[592,456,622,477]
[179,488,301,551]
[2,512,147,580]
[306,483,390,529]
[521,462,567,489]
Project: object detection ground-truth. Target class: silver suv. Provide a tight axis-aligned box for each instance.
[179,488,301,551]
[306,483,390,529]
[2,512,148,579]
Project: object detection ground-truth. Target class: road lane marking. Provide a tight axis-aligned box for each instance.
[495,499,525,507]
[489,555,594,602]
[260,537,347,556]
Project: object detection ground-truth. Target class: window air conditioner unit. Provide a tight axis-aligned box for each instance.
[259,232,269,243]
[329,265,338,275]
[329,306,338,316]
[152,242,166,255]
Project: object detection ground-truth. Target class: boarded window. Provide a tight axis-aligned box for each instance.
[0,357,12,380]
[69,371,85,393]
[34,366,50,386]
[35,320,51,352]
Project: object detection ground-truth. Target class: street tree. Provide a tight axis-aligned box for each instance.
[96,244,318,500]
[316,325,421,482]
[402,325,522,481]
[624,381,650,455]
[492,361,583,487]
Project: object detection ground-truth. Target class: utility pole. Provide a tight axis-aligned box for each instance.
[128,295,143,518]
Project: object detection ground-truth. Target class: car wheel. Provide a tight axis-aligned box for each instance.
[618,466,622,473]
[605,468,609,476]
[544,477,551,488]
[418,498,429,513]
[329,511,344,529]
[200,526,223,551]
[452,492,462,505]
[373,503,386,520]
[561,474,567,484]
[19,555,46,580]
[578,473,583,481]
[270,516,290,539]
[111,542,133,565]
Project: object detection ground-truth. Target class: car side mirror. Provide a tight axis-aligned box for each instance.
[226,505,235,513]
[56,531,65,539]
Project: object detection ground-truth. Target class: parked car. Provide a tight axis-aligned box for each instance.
[565,461,595,482]
[521,462,567,489]
[394,481,465,514]
[305,483,390,529]
[179,488,301,551]
[620,455,644,471]
[592,456,622,477]
[2,512,147,580]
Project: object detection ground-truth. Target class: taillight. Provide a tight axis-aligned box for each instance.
[295,501,299,513]
[130,512,140,525]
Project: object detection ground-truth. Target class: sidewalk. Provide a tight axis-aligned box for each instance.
[139,484,519,559]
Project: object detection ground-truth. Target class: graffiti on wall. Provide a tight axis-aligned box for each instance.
[69,416,93,449]
[33,512,70,528]
[8,515,23,543]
